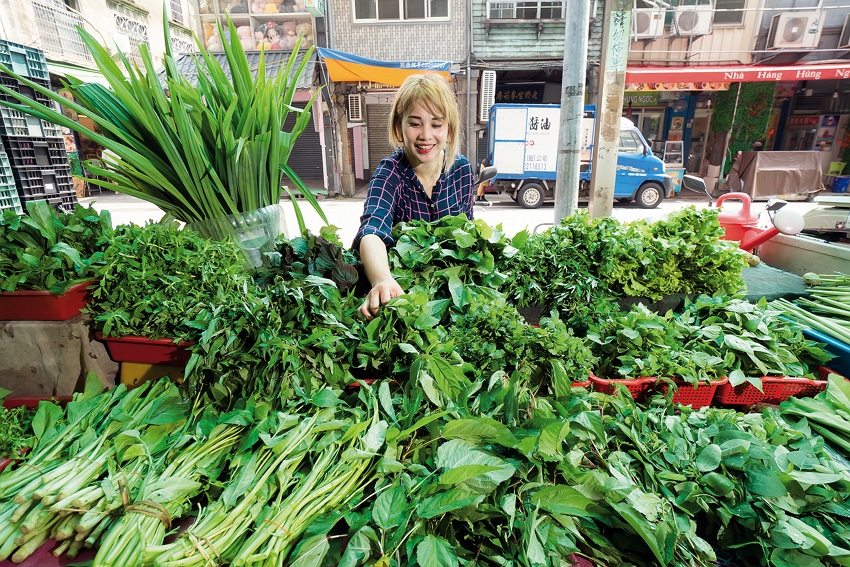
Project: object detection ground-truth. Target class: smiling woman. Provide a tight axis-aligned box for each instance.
[353,72,474,320]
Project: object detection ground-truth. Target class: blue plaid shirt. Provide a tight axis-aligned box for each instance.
[354,149,475,249]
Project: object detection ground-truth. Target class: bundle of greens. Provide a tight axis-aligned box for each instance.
[781,372,850,460]
[0,390,35,461]
[84,218,253,341]
[588,303,725,385]
[447,294,597,389]
[0,377,190,563]
[589,296,834,387]
[775,272,850,346]
[0,201,112,293]
[499,208,749,330]
[679,295,834,388]
[388,215,518,310]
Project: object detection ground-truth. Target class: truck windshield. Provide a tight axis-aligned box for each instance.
[618,131,645,154]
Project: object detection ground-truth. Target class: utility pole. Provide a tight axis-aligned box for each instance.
[589,0,631,218]
[553,0,592,224]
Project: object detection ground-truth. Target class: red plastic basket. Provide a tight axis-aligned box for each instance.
[95,332,194,365]
[715,366,841,406]
[589,374,656,400]
[0,280,93,321]
[658,376,728,409]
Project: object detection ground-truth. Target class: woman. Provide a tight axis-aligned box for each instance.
[353,73,475,319]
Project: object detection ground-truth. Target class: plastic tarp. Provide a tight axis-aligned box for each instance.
[317,48,450,86]
[727,151,824,198]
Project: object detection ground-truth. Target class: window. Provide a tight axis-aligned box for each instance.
[353,0,449,21]
[170,0,184,24]
[31,0,90,61]
[170,28,194,55]
[618,131,644,154]
[714,0,745,26]
[487,0,565,19]
[108,1,149,66]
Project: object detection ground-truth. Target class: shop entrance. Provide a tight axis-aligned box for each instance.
[688,109,712,175]
[624,109,665,145]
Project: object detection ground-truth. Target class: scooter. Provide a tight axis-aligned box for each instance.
[473,166,498,209]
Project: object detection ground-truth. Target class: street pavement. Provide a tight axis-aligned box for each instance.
[79,187,825,248]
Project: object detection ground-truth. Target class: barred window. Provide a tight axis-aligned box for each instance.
[353,0,449,22]
[108,2,149,66]
[31,0,90,61]
[170,0,184,24]
[170,28,194,55]
[487,0,565,19]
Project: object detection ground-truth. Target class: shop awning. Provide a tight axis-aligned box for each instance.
[625,62,850,87]
[47,61,111,88]
[317,48,451,87]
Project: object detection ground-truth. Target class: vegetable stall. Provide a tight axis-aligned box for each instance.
[0,10,850,567]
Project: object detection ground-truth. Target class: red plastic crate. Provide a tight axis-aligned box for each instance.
[95,332,194,365]
[715,366,841,406]
[658,376,728,409]
[0,280,92,321]
[590,374,727,408]
[589,374,656,400]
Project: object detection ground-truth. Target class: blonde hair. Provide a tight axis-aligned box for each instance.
[388,72,460,173]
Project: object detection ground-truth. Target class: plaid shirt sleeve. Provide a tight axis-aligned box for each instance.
[353,157,400,249]
[457,157,476,218]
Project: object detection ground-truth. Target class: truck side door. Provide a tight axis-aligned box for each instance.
[616,129,648,198]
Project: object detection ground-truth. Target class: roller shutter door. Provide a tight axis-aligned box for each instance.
[281,104,323,183]
[367,104,394,171]
[477,133,489,167]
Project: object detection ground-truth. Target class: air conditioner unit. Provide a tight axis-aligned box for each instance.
[633,8,666,39]
[673,4,712,36]
[348,94,363,122]
[767,12,822,49]
[837,13,850,48]
[479,70,496,124]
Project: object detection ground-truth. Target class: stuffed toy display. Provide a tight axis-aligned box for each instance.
[295,22,313,48]
[279,0,297,12]
[264,0,280,13]
[279,20,297,49]
[293,0,306,11]
[265,23,282,49]
[225,0,249,12]
[199,0,213,13]
[205,25,223,50]
[250,0,266,13]
[236,25,255,50]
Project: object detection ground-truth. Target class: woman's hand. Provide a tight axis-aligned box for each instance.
[360,277,404,320]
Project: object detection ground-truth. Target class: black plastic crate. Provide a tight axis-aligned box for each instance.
[20,189,76,214]
[11,165,73,197]
[0,73,52,107]
[1,136,68,168]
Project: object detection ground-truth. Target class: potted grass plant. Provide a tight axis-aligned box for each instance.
[0,10,327,267]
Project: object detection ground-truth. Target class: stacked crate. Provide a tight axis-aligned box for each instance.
[0,40,75,213]
[0,144,23,215]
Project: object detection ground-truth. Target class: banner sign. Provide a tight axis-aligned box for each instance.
[317,48,450,87]
[626,63,850,84]
[626,82,730,91]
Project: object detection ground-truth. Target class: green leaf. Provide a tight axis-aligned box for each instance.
[744,463,787,497]
[372,486,408,531]
[531,485,594,517]
[289,535,330,567]
[696,444,722,472]
[416,535,459,567]
[435,439,516,494]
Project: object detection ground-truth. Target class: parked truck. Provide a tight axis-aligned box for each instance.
[486,104,674,209]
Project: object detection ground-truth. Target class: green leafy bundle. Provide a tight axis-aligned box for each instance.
[679,295,834,388]
[0,13,318,223]
[500,209,748,328]
[0,389,35,460]
[0,201,112,293]
[389,215,518,310]
[781,373,850,460]
[447,294,597,388]
[588,303,725,385]
[84,219,253,340]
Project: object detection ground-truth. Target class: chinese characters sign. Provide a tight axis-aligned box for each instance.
[494,84,545,104]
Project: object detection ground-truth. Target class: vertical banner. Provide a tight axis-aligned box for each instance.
[589,1,631,218]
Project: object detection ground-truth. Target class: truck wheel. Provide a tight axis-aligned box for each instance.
[635,183,663,209]
[518,184,544,209]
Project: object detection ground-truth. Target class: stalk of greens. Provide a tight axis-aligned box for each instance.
[775,273,850,346]
[0,201,112,293]
[0,390,35,461]
[0,10,326,227]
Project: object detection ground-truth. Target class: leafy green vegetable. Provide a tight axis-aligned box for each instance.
[0,201,112,293]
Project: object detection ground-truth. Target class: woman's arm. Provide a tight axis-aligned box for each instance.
[359,234,404,319]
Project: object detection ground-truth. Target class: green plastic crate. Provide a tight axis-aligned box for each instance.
[0,40,48,81]
[0,181,23,215]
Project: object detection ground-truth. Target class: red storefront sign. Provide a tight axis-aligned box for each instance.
[787,116,820,126]
[625,63,850,85]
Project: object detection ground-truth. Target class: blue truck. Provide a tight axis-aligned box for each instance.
[486,104,674,209]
